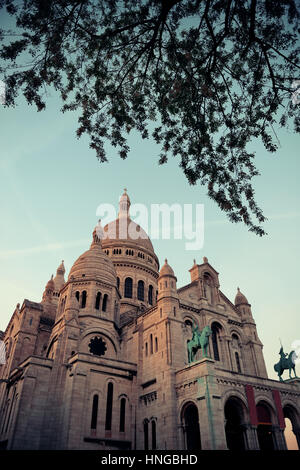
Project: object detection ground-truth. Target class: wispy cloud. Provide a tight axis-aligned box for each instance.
[0,239,89,259]
[267,212,300,221]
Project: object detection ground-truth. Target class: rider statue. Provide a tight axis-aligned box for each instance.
[279,347,288,361]
[191,322,200,341]
[274,344,298,382]
[187,322,212,363]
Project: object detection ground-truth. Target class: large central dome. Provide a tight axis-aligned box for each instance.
[101,189,155,254]
[101,190,159,313]
[102,217,155,253]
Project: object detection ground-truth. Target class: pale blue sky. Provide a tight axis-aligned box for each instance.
[0,54,300,382]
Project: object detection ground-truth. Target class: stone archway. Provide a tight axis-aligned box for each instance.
[283,404,300,450]
[256,402,275,450]
[224,397,247,450]
[181,402,201,450]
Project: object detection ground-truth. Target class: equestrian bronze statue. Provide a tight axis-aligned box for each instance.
[274,346,298,382]
[187,322,212,363]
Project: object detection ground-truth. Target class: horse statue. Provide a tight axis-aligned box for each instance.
[274,346,298,382]
[187,323,212,363]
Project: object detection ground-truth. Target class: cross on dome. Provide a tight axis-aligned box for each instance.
[118,188,131,218]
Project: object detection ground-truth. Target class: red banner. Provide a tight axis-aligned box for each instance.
[245,384,258,426]
[272,390,286,429]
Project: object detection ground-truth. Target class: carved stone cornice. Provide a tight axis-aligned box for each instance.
[228,319,243,327]
[139,390,157,405]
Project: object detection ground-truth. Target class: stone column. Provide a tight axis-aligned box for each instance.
[242,424,260,450]
[224,336,233,370]
[177,424,186,450]
[88,283,96,312]
[272,425,287,450]
[196,359,227,449]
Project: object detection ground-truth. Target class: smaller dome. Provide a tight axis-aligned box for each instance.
[56,260,65,275]
[53,260,65,292]
[235,287,248,306]
[159,259,175,278]
[68,223,117,285]
[46,275,55,291]
[42,275,55,302]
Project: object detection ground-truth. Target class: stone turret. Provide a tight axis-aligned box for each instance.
[42,275,54,303]
[189,257,221,304]
[235,287,252,319]
[53,260,65,298]
[157,259,178,301]
[157,259,179,321]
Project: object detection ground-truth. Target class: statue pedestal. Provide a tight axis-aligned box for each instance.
[283,377,300,387]
[184,356,215,373]
[179,357,227,449]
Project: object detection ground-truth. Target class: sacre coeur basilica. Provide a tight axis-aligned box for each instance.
[0,190,299,450]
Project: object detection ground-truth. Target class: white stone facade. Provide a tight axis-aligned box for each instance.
[0,191,299,450]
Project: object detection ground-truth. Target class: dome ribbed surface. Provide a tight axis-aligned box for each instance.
[68,244,117,285]
[102,217,154,253]
[235,288,248,305]
[159,259,175,277]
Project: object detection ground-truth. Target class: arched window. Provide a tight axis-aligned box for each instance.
[91,395,99,430]
[75,291,80,302]
[124,278,133,298]
[119,398,126,432]
[151,420,157,450]
[155,337,158,352]
[144,420,149,450]
[81,291,87,308]
[102,294,108,312]
[117,277,120,289]
[148,285,153,305]
[95,292,101,310]
[150,334,153,354]
[137,280,144,301]
[145,342,148,356]
[235,352,241,373]
[60,297,66,313]
[211,322,222,361]
[105,383,114,431]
